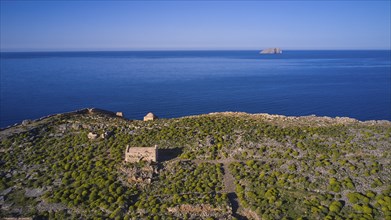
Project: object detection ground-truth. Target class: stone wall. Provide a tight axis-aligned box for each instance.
[125,145,158,162]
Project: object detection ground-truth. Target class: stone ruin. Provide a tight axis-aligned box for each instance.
[167,204,231,219]
[121,163,158,184]
[87,131,113,140]
[125,145,158,163]
[143,112,158,121]
[122,145,159,184]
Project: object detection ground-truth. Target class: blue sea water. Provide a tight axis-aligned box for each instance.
[1,50,390,127]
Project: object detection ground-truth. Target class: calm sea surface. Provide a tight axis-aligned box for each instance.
[1,50,390,127]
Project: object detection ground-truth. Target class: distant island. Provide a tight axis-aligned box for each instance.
[260,48,283,54]
[0,108,390,219]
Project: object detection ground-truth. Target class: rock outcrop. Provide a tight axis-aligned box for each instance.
[87,132,98,140]
[260,48,282,54]
[101,131,113,139]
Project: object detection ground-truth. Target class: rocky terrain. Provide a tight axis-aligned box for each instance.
[0,109,390,219]
[259,48,282,54]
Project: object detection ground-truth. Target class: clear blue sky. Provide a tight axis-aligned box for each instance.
[1,1,390,51]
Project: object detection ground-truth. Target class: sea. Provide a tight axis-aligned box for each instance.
[1,50,390,128]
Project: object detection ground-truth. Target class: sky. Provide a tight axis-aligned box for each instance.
[0,1,390,51]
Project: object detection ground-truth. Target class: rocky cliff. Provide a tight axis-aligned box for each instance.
[260,48,282,54]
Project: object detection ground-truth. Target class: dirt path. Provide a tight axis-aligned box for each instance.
[221,162,248,220]
[173,158,249,218]
[221,162,235,194]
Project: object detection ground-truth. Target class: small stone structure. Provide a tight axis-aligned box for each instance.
[125,145,158,163]
[144,112,158,121]
[116,112,124,117]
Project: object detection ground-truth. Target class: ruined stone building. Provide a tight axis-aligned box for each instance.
[144,112,158,121]
[125,145,158,162]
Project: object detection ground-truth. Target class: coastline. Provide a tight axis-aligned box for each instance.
[2,107,390,132]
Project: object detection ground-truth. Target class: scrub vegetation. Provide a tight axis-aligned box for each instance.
[0,110,390,219]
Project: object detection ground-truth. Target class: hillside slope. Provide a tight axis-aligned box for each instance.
[1,109,390,219]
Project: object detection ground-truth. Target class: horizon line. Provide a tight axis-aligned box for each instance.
[1,48,391,53]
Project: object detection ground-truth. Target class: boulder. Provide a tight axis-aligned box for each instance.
[0,187,13,196]
[100,131,113,139]
[87,132,98,140]
[58,124,68,132]
[71,123,81,130]
[22,120,32,126]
